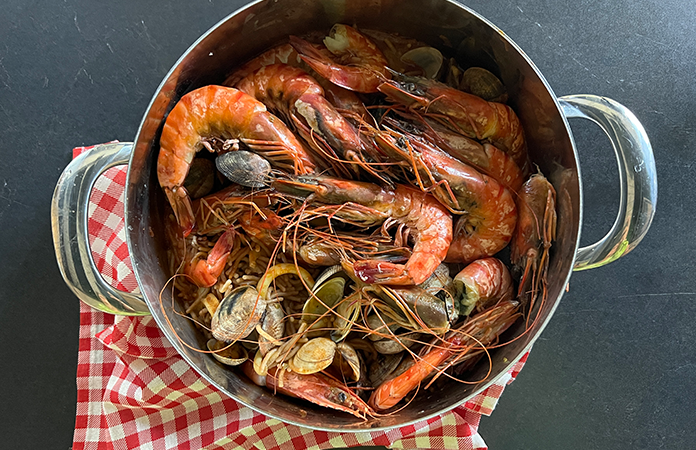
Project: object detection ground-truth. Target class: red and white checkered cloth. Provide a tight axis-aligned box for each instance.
[71,144,530,450]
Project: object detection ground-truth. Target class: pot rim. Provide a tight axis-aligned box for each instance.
[126,0,582,432]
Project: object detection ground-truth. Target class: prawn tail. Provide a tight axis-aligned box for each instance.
[165,187,195,237]
[186,229,236,287]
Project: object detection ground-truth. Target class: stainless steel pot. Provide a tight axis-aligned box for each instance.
[52,0,657,431]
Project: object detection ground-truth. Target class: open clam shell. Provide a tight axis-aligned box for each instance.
[331,292,361,343]
[302,276,346,334]
[207,339,249,366]
[289,337,337,375]
[184,158,215,199]
[333,342,361,381]
[211,285,267,342]
[400,46,444,79]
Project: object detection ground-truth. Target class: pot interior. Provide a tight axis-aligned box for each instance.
[126,0,581,430]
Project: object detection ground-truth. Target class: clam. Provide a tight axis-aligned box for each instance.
[302,276,346,334]
[331,292,361,342]
[366,313,401,341]
[459,67,508,103]
[312,265,347,287]
[419,263,454,298]
[400,46,444,79]
[369,352,404,387]
[289,337,337,374]
[211,286,267,342]
[215,150,271,188]
[374,334,418,355]
[333,342,361,381]
[258,301,285,356]
[207,339,248,366]
[184,158,215,199]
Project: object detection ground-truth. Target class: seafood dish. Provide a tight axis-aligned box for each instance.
[158,24,557,419]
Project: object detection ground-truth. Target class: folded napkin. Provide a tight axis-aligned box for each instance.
[71,144,529,450]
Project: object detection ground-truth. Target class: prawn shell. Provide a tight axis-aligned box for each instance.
[207,339,248,366]
[289,337,337,374]
[215,150,271,188]
[211,286,267,342]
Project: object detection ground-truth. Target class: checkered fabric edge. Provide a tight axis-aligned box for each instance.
[70,143,529,450]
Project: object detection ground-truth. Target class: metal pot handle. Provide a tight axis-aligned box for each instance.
[51,142,150,316]
[558,94,657,271]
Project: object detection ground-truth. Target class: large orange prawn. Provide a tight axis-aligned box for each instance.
[273,175,452,286]
[368,299,520,411]
[241,362,375,419]
[511,173,557,313]
[290,24,390,93]
[378,74,529,172]
[224,43,371,120]
[235,63,385,180]
[382,113,525,192]
[372,129,517,264]
[157,85,316,236]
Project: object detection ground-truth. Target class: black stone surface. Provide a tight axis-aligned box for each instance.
[0,0,692,448]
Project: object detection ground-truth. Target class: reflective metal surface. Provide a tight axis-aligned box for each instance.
[51,142,149,316]
[559,95,657,271]
[50,0,656,432]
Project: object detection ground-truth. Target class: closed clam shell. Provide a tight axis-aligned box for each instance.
[374,334,417,355]
[211,286,267,342]
[289,337,337,374]
[459,67,508,103]
[366,314,400,341]
[369,352,404,387]
[207,339,248,366]
[215,150,271,188]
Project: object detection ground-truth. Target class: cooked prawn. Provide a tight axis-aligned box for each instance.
[511,173,557,314]
[373,129,517,264]
[383,113,525,192]
[157,85,316,235]
[378,74,529,172]
[290,24,390,93]
[236,63,385,181]
[273,175,452,286]
[242,361,375,419]
[454,257,514,316]
[224,43,372,120]
[368,299,520,411]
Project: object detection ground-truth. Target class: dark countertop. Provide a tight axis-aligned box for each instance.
[1,0,693,448]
